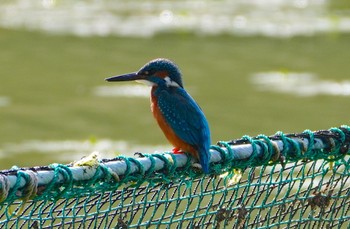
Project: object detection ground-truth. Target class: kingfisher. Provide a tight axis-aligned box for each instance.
[105,58,211,173]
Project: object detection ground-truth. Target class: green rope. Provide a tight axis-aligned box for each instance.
[115,156,132,184]
[0,126,349,228]
[46,163,74,200]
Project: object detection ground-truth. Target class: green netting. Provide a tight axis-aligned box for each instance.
[0,126,349,228]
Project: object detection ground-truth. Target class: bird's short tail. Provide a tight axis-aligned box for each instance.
[198,146,211,174]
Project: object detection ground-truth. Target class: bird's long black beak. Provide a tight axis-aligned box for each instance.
[105,72,143,82]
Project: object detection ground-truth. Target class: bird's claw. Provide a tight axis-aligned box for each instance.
[172,147,184,154]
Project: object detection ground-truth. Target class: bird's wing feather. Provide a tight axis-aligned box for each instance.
[157,87,210,149]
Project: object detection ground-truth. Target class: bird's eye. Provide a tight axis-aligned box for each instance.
[144,71,149,75]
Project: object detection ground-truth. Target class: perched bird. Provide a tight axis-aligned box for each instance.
[106,58,211,173]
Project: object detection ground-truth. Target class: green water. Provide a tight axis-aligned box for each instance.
[0,29,349,168]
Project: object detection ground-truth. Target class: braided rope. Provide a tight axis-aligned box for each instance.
[0,126,348,204]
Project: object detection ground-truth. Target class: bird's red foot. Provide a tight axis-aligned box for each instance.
[172,147,184,154]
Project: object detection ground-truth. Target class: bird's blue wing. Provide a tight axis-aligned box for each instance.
[156,87,211,172]
[157,87,210,147]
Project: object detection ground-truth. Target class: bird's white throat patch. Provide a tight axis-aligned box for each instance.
[135,77,180,88]
[164,76,180,88]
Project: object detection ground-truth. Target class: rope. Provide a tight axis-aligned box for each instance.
[0,126,348,203]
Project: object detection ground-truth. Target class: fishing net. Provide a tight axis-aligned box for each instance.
[0,126,349,228]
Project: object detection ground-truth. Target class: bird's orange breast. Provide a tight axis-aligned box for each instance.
[150,87,199,159]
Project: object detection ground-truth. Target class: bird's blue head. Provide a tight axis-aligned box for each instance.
[106,58,183,88]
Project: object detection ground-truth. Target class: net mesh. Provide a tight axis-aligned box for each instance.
[0,126,349,228]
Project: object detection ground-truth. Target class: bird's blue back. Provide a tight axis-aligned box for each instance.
[154,86,211,173]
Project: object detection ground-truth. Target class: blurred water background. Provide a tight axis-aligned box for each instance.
[1,0,350,37]
[0,0,349,169]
